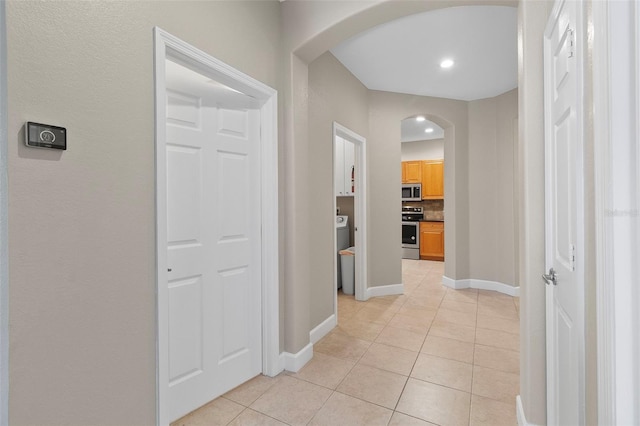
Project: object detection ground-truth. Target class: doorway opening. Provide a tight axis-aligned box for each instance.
[400,115,445,280]
[333,122,367,309]
[154,28,279,425]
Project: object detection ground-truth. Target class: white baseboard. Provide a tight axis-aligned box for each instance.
[310,314,336,344]
[365,283,404,299]
[279,284,403,374]
[280,342,313,373]
[442,276,519,297]
[279,314,336,374]
[441,275,459,289]
[516,395,536,426]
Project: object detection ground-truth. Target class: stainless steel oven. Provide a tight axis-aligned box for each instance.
[402,221,420,259]
[402,206,423,260]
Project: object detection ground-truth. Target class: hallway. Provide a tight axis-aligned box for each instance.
[173,260,520,425]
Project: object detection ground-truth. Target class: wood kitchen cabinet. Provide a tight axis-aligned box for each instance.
[421,160,444,199]
[402,161,422,183]
[420,221,444,261]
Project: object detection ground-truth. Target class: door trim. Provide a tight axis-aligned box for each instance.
[333,122,368,306]
[593,1,640,424]
[153,27,280,426]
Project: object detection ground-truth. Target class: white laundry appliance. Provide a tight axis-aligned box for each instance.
[336,215,350,289]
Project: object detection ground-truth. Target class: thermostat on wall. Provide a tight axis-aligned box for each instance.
[25,121,66,150]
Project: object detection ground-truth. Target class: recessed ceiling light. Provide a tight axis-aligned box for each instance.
[440,59,454,69]
[425,128,434,133]
[416,116,426,122]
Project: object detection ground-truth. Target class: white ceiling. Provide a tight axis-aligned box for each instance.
[330,6,518,102]
[401,117,444,142]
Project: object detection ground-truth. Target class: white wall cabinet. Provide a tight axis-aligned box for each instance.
[335,136,355,196]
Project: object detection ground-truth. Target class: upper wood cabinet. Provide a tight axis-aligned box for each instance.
[421,160,444,199]
[402,161,422,183]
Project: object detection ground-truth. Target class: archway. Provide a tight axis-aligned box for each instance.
[281,4,489,356]
[280,4,548,425]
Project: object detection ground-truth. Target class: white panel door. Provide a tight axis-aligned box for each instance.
[164,74,262,421]
[544,1,584,424]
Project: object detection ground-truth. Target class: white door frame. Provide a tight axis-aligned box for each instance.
[333,122,368,305]
[593,1,640,424]
[154,28,280,426]
[0,1,8,424]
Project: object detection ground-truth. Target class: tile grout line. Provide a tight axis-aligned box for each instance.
[468,287,481,426]
[228,405,291,426]
[389,266,433,416]
[352,263,518,423]
[392,265,441,416]
[304,388,335,426]
[328,267,425,425]
[224,402,246,426]
[387,271,418,416]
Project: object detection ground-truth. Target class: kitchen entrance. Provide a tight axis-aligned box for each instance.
[400,116,445,270]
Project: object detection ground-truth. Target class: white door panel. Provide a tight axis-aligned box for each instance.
[544,1,584,425]
[165,63,262,421]
[168,276,203,383]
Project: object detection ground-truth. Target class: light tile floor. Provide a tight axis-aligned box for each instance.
[173,259,520,426]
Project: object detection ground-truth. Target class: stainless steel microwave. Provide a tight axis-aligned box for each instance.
[402,184,422,202]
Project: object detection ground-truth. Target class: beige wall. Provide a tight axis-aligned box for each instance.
[495,91,519,286]
[401,139,444,161]
[6,1,281,424]
[468,89,518,286]
[308,52,368,328]
[282,1,382,62]
[368,91,469,284]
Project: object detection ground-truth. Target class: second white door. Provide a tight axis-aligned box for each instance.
[164,60,262,422]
